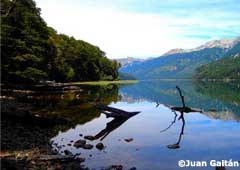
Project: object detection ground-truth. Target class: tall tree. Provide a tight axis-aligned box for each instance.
[1,0,54,82]
[1,0,120,83]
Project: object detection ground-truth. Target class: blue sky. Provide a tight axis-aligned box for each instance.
[35,0,240,59]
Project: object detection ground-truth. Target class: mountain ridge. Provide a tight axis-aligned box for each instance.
[120,37,240,80]
[163,37,240,56]
[194,41,240,79]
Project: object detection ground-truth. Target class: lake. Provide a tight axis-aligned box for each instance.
[47,80,240,170]
[4,80,239,170]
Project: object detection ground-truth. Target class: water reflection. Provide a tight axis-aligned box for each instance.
[49,84,240,170]
[166,110,185,149]
[2,80,240,170]
[84,105,140,141]
[120,80,240,121]
[161,86,196,149]
[1,85,121,151]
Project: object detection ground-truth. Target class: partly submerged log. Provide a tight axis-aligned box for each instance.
[95,104,140,118]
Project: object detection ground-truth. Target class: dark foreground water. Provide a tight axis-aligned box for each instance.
[47,80,240,170]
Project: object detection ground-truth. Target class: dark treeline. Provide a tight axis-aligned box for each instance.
[1,0,120,83]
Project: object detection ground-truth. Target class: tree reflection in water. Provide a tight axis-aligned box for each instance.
[160,86,200,149]
[85,105,140,141]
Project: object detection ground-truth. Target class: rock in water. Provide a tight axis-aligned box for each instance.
[124,138,133,142]
[107,165,123,170]
[84,135,95,141]
[130,167,137,170]
[167,144,180,149]
[96,143,104,150]
[76,157,85,162]
[64,150,72,156]
[83,144,93,150]
[73,139,86,148]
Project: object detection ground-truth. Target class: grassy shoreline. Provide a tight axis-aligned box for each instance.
[64,80,138,86]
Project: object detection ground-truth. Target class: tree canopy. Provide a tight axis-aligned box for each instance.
[1,0,120,83]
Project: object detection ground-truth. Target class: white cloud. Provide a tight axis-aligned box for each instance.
[36,1,239,59]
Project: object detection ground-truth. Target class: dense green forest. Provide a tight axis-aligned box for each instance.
[194,55,240,79]
[194,42,240,79]
[1,0,120,83]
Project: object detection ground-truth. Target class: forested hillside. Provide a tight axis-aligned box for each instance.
[120,38,240,80]
[194,42,240,79]
[120,47,226,79]
[194,56,240,79]
[1,0,120,83]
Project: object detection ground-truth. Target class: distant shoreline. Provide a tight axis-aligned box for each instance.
[1,80,139,92]
[64,80,138,86]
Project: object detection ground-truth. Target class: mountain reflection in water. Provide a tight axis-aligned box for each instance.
[49,80,240,170]
[120,80,240,121]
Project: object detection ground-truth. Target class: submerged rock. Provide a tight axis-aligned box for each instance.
[75,153,81,156]
[167,144,180,149]
[129,167,137,170]
[64,150,72,156]
[124,138,133,143]
[76,157,85,162]
[96,143,104,150]
[106,165,123,170]
[83,144,93,150]
[73,139,86,148]
[84,135,95,141]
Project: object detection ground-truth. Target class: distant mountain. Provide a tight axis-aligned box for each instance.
[192,38,240,52]
[162,48,185,56]
[163,38,240,56]
[194,42,240,79]
[120,37,240,79]
[116,57,144,67]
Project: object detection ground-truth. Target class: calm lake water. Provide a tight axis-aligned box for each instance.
[47,80,240,170]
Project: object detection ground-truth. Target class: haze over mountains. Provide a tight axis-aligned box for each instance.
[116,57,145,67]
[119,37,240,79]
